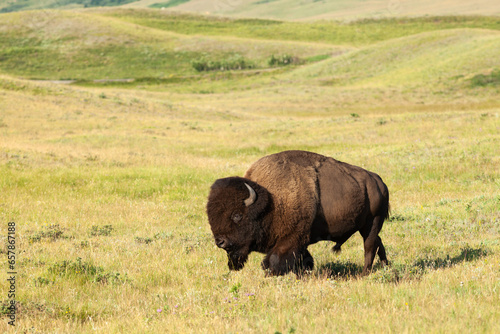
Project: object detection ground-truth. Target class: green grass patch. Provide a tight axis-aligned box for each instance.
[89,224,114,236]
[28,224,71,243]
[149,0,190,9]
[470,69,500,87]
[0,0,136,13]
[101,10,500,46]
[48,257,129,284]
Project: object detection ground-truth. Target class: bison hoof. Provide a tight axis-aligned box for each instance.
[228,261,244,271]
[261,259,270,271]
[227,257,245,271]
[332,244,342,254]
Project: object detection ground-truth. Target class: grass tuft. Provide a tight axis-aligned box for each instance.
[48,257,129,284]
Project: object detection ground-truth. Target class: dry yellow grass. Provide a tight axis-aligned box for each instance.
[0,72,499,332]
[0,10,499,333]
[168,0,500,20]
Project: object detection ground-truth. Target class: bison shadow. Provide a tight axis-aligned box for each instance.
[316,246,489,281]
[412,246,488,272]
[316,261,364,279]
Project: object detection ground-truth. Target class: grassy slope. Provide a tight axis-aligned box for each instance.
[0,0,64,12]
[171,0,500,20]
[99,10,500,46]
[4,0,500,20]
[0,9,342,79]
[289,28,500,89]
[0,0,136,12]
[0,9,499,333]
[1,9,500,82]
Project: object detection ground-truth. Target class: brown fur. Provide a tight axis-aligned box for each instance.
[206,150,390,276]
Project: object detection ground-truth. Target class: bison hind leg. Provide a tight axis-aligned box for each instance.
[360,216,388,276]
[377,237,389,266]
[331,233,356,255]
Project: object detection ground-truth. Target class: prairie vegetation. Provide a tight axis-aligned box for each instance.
[170,0,500,20]
[0,8,499,333]
[4,0,500,20]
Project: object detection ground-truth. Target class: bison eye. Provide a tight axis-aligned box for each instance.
[231,212,242,223]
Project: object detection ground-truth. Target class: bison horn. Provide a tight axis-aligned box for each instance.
[244,183,257,206]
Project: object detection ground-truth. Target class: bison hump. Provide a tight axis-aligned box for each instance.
[244,151,321,236]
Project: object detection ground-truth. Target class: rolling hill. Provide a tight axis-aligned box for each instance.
[289,28,500,90]
[2,0,500,20]
[162,0,500,21]
[1,8,499,99]
[0,9,343,80]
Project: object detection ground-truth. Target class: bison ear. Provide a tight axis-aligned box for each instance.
[244,180,270,221]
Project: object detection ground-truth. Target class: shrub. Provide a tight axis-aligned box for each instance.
[268,54,300,66]
[135,236,154,244]
[28,224,70,243]
[89,225,113,237]
[48,257,128,284]
[192,55,254,72]
[34,277,52,287]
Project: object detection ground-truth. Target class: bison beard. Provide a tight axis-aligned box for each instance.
[206,150,391,277]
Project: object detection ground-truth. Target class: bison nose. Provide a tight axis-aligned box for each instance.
[215,237,227,249]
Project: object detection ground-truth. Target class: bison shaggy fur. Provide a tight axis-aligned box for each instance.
[206,150,390,276]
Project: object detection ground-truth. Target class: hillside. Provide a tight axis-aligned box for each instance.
[2,0,500,20]
[166,0,500,21]
[1,8,499,103]
[0,0,136,13]
[289,28,500,90]
[0,9,343,80]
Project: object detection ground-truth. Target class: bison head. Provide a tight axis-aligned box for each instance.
[206,177,270,271]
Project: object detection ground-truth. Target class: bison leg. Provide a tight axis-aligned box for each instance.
[376,236,388,266]
[265,246,313,276]
[331,231,356,254]
[301,249,314,271]
[360,216,387,276]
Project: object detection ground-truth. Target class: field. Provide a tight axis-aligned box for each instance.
[168,0,500,20]
[3,0,500,20]
[1,8,500,333]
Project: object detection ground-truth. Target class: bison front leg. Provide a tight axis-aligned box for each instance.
[300,249,314,271]
[264,246,314,276]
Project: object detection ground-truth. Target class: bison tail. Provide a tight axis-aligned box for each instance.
[384,202,391,221]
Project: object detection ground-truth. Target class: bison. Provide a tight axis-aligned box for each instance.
[206,150,390,276]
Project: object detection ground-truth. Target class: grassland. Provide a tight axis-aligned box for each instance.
[171,0,500,20]
[0,8,499,333]
[4,0,500,21]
